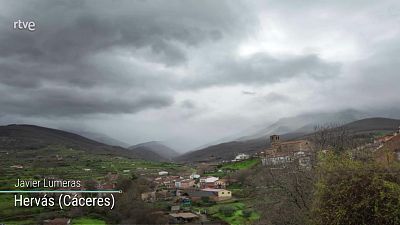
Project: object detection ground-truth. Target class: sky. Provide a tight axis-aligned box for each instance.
[0,0,400,151]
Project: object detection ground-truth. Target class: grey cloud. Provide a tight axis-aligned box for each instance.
[187,53,340,88]
[0,0,242,65]
[0,0,254,117]
[0,0,398,151]
[0,84,173,116]
[181,100,196,109]
[242,90,257,95]
[339,38,400,106]
[263,92,291,103]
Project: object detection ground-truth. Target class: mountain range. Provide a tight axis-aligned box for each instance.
[175,117,400,162]
[0,124,137,158]
[1,113,399,163]
[129,141,180,162]
[236,109,369,141]
[0,124,170,161]
[0,124,182,162]
[70,130,131,148]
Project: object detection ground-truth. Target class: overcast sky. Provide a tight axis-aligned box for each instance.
[0,0,399,151]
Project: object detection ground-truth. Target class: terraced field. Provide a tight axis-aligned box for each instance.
[0,145,192,224]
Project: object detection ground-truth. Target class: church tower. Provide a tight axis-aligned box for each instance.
[270,134,280,150]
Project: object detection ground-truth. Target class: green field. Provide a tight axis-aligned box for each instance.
[0,145,260,225]
[0,146,191,187]
[0,145,193,223]
[204,158,260,177]
[193,201,260,225]
[220,158,260,170]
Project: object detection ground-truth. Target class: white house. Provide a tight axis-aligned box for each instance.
[200,176,219,183]
[190,173,200,179]
[234,153,250,161]
[158,171,169,176]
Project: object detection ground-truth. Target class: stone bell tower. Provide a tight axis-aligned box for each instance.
[270,134,280,150]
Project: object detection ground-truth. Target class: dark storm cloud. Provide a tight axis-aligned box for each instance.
[0,0,369,123]
[2,0,250,64]
[0,0,251,117]
[0,84,173,116]
[0,0,398,150]
[0,1,228,65]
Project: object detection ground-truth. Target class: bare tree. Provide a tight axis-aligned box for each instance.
[311,123,359,153]
[249,124,372,224]
[248,164,315,225]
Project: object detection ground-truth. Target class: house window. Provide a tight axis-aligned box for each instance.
[228,192,231,194]
[222,192,224,194]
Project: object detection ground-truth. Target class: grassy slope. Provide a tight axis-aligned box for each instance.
[221,158,260,170]
[194,201,260,225]
[204,158,260,177]
[0,145,192,223]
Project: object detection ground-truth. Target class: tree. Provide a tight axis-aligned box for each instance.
[248,164,315,225]
[312,153,400,225]
[311,123,363,154]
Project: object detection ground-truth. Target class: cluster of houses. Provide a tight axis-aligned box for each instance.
[141,134,317,223]
[141,171,234,223]
[141,173,232,202]
[260,127,400,169]
[374,126,400,146]
[345,127,400,162]
[261,134,313,169]
[374,127,400,164]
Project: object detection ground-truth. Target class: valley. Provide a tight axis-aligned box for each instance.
[0,117,400,225]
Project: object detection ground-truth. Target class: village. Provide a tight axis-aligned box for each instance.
[3,126,400,225]
[134,135,313,224]
[139,135,315,222]
[131,132,315,224]
[140,160,241,223]
[135,126,400,224]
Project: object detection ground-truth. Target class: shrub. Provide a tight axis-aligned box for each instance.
[242,209,252,218]
[219,206,235,217]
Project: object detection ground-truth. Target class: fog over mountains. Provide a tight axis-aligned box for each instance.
[194,108,400,151]
[129,141,180,161]
[1,1,400,151]
[55,107,400,153]
[1,115,399,163]
[70,131,131,148]
[176,117,400,162]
